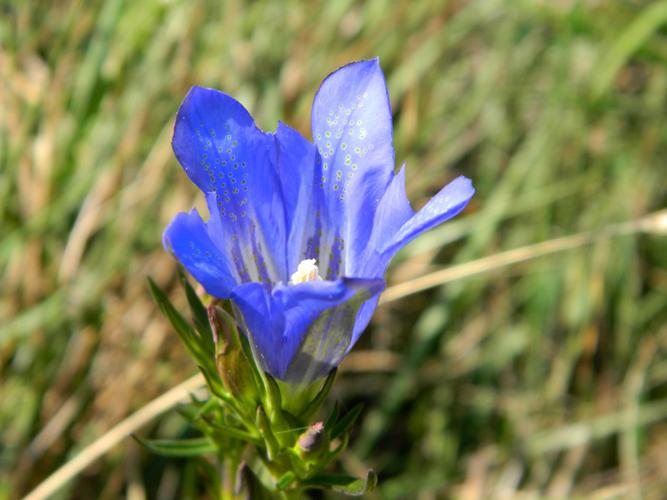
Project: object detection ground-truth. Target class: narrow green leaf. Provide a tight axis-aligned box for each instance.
[176,394,215,424]
[299,369,337,422]
[202,416,263,446]
[277,471,296,490]
[148,277,198,350]
[324,402,340,432]
[186,396,219,423]
[302,470,377,496]
[197,365,232,406]
[178,269,214,354]
[133,435,217,458]
[330,403,364,440]
[148,278,216,374]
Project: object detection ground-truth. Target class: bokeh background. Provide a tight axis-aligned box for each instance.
[2,0,667,498]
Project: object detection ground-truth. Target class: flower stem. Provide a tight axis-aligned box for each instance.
[221,454,240,500]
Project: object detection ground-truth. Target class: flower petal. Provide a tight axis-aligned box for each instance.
[162,209,238,298]
[348,294,381,352]
[353,165,413,277]
[229,281,283,374]
[172,86,287,283]
[276,278,384,383]
[380,176,475,257]
[232,278,384,383]
[311,58,395,278]
[275,122,329,276]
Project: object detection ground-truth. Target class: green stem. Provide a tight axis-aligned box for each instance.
[221,454,240,500]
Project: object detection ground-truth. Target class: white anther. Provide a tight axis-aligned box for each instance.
[289,259,322,285]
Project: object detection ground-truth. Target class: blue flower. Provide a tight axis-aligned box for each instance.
[164,59,474,384]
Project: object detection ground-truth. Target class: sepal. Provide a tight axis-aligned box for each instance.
[298,369,337,422]
[261,372,286,430]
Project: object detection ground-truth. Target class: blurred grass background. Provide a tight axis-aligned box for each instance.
[1,0,667,498]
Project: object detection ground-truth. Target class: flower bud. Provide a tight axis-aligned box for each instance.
[208,304,257,404]
[295,421,328,460]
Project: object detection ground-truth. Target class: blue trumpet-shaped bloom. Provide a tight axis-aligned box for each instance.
[164,59,474,384]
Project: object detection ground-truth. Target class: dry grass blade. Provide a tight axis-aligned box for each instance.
[380,210,667,305]
[24,374,205,500]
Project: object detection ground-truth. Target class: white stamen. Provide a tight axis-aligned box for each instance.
[289,259,322,285]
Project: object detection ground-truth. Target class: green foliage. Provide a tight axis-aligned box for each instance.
[133,436,218,458]
[302,470,377,496]
[143,277,372,496]
[1,0,666,498]
[329,403,363,441]
[148,277,217,379]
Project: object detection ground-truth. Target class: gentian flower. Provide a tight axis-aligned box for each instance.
[164,59,474,384]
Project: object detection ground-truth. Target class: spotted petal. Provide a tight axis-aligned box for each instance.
[311,58,395,278]
[172,86,287,284]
